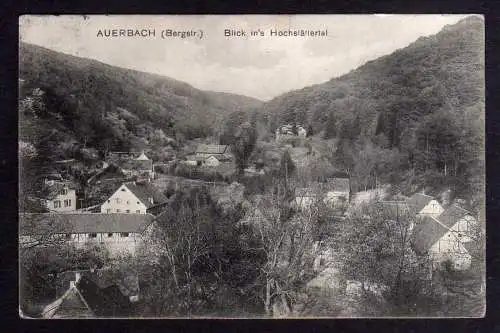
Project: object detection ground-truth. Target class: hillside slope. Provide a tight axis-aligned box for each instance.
[260,16,484,200]
[19,42,262,159]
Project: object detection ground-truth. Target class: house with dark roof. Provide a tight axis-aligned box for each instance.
[42,271,135,318]
[324,177,350,207]
[43,180,77,213]
[20,213,155,256]
[186,144,233,166]
[411,205,479,271]
[294,182,324,210]
[100,181,168,215]
[106,151,154,180]
[407,193,444,218]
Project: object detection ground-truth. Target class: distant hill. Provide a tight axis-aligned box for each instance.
[19,42,262,160]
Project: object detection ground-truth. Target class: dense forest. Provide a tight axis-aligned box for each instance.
[259,16,484,206]
[19,42,262,159]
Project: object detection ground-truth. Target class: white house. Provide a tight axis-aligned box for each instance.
[411,205,478,271]
[407,193,444,218]
[101,182,167,215]
[44,180,77,213]
[20,213,155,257]
[294,185,323,211]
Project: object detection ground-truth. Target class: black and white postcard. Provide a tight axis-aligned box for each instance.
[18,14,485,318]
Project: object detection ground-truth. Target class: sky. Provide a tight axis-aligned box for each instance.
[19,15,469,101]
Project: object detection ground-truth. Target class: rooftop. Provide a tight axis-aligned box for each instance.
[411,216,449,254]
[407,193,434,213]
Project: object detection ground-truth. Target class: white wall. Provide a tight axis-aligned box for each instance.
[100,184,148,214]
[47,188,77,212]
[429,229,472,271]
[449,215,477,243]
[418,200,444,218]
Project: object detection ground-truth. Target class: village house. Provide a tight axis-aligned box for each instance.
[324,177,350,208]
[41,270,136,318]
[100,181,168,215]
[20,213,155,256]
[294,183,324,211]
[411,205,479,271]
[106,151,155,180]
[186,144,232,166]
[275,124,307,141]
[407,193,444,218]
[43,178,77,213]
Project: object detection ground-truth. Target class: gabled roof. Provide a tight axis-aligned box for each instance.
[407,193,434,213]
[326,177,350,192]
[124,182,167,208]
[296,182,324,197]
[42,274,94,318]
[437,205,473,229]
[411,216,449,254]
[118,159,153,171]
[45,273,134,318]
[19,213,154,235]
[195,144,229,155]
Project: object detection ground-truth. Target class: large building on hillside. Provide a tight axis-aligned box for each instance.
[20,213,155,256]
[100,181,168,215]
[106,151,154,180]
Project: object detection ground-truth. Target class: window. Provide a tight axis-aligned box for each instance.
[65,233,72,240]
[116,209,121,213]
[120,232,129,238]
[106,209,111,213]
[89,233,97,238]
[121,188,126,192]
[126,200,130,205]
[54,200,61,208]
[116,198,121,204]
[126,210,130,213]
[136,210,140,213]
[64,199,72,207]
[59,189,68,195]
[107,233,113,237]
[137,201,140,205]
[107,200,110,203]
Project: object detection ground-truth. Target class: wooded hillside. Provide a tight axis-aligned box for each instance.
[259,16,484,203]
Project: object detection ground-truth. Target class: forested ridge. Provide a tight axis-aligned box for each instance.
[260,16,484,205]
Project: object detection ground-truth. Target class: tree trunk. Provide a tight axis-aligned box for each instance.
[265,279,272,316]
